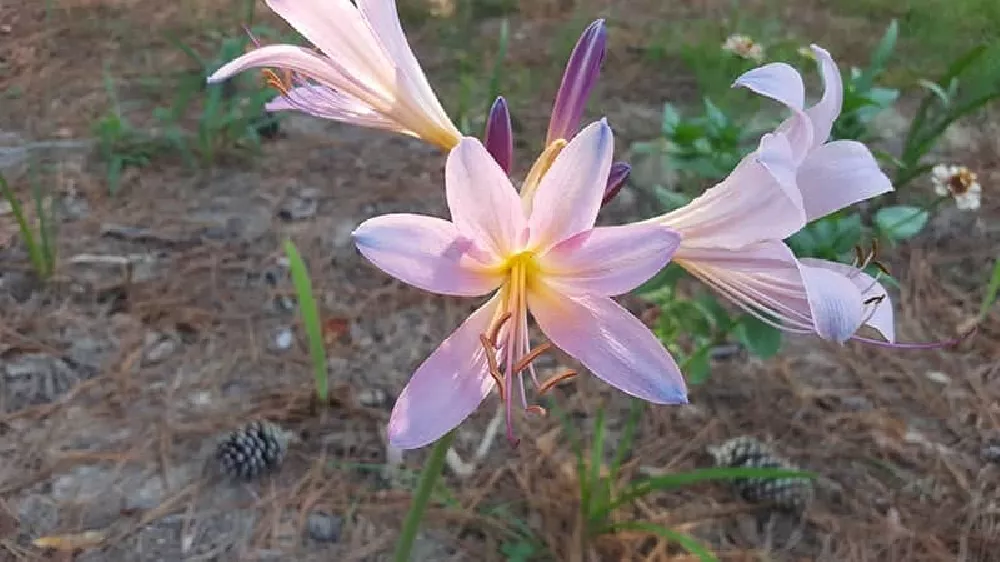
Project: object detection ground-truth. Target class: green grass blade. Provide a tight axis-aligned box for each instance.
[283,239,329,402]
[979,256,1000,320]
[609,398,644,479]
[0,173,46,277]
[582,408,607,524]
[601,521,718,562]
[30,173,54,278]
[605,466,815,513]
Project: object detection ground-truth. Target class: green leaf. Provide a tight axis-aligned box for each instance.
[681,345,712,385]
[734,314,782,359]
[661,103,681,135]
[283,239,329,402]
[979,256,1000,321]
[875,205,929,241]
[600,521,718,562]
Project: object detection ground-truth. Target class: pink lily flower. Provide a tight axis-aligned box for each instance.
[651,45,900,344]
[207,0,462,150]
[732,44,893,222]
[353,121,688,449]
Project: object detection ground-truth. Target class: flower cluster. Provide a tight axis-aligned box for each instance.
[210,0,955,450]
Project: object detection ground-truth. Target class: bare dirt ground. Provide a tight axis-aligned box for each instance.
[2,1,999,561]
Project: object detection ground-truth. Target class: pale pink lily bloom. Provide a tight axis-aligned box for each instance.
[353,121,688,449]
[650,45,901,344]
[207,0,462,150]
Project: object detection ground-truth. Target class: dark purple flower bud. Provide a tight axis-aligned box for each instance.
[601,161,630,206]
[484,97,513,174]
[546,19,607,144]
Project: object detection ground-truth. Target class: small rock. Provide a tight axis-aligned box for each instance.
[271,327,294,351]
[278,188,320,221]
[925,371,951,385]
[356,387,392,408]
[17,494,59,535]
[305,511,343,542]
[58,194,90,221]
[981,444,1000,463]
[142,334,178,365]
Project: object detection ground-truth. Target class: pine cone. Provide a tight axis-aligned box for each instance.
[216,420,289,480]
[708,436,813,512]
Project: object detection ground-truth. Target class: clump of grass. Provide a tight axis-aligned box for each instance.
[0,171,58,280]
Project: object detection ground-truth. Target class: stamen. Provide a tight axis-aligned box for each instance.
[852,245,865,268]
[511,342,553,375]
[871,260,891,277]
[487,312,513,349]
[538,369,578,395]
[526,404,548,417]
[863,294,885,306]
[261,69,291,96]
[479,333,506,403]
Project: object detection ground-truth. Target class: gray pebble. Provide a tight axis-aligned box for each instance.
[306,511,343,542]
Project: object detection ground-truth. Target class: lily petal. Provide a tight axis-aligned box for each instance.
[799,264,866,342]
[388,295,500,449]
[676,241,865,342]
[733,62,806,112]
[446,138,527,260]
[798,140,894,221]
[540,223,681,296]
[266,0,392,89]
[658,133,805,248]
[805,45,843,147]
[353,213,502,296]
[801,258,894,342]
[528,289,688,404]
[528,120,613,250]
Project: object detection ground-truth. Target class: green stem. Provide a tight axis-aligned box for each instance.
[392,430,456,562]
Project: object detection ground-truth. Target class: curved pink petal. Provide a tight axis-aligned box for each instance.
[265,0,393,88]
[676,241,866,342]
[804,45,843,148]
[797,140,894,221]
[539,223,681,296]
[801,258,894,342]
[735,62,814,162]
[528,289,687,404]
[658,133,805,248]
[388,295,500,449]
[352,213,501,296]
[799,264,866,343]
[209,44,342,85]
[355,0,456,128]
[445,138,526,260]
[733,62,806,112]
[528,120,614,250]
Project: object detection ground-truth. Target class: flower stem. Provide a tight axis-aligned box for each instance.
[392,430,456,562]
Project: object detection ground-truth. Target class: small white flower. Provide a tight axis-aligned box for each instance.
[932,164,982,211]
[723,34,765,62]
